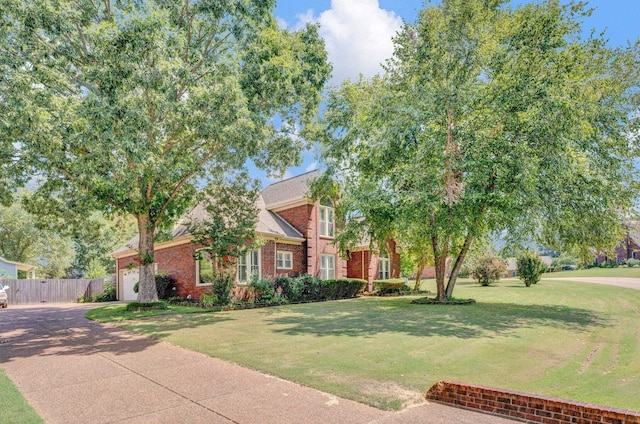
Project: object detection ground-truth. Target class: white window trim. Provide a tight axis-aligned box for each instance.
[195,251,213,287]
[320,254,335,280]
[378,256,390,280]
[319,204,335,238]
[237,249,261,283]
[277,251,293,269]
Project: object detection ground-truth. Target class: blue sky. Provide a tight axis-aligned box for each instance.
[254,0,640,187]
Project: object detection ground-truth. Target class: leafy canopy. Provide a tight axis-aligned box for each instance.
[0,0,331,301]
[320,0,639,300]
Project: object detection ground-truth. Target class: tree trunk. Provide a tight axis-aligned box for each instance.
[445,232,474,299]
[413,263,425,291]
[137,213,158,303]
[432,235,448,300]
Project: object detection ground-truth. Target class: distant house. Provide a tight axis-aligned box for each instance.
[111,171,400,301]
[0,257,36,279]
[593,222,640,265]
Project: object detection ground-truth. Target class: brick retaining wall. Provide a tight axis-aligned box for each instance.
[425,381,640,424]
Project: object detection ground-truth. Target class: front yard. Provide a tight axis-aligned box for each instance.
[92,273,640,411]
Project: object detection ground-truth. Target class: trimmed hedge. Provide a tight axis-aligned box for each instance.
[320,278,367,300]
[373,279,409,295]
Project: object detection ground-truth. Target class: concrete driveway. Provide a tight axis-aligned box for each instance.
[0,303,518,423]
[541,276,640,290]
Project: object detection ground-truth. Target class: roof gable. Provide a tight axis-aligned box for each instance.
[261,169,321,209]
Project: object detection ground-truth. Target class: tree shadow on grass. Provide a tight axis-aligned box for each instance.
[263,299,608,340]
[0,305,234,363]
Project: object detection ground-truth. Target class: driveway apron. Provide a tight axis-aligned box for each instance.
[0,304,518,423]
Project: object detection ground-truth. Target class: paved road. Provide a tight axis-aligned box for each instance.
[541,276,640,290]
[0,304,519,423]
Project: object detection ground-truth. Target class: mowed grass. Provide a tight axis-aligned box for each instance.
[0,369,43,423]
[109,276,640,411]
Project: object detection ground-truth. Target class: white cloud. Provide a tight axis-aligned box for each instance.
[305,161,318,172]
[297,0,403,85]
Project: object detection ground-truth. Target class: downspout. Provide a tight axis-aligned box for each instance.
[274,238,278,278]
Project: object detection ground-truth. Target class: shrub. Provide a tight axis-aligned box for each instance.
[125,301,167,311]
[94,282,117,302]
[166,296,188,305]
[212,274,234,305]
[199,293,217,308]
[626,258,640,267]
[250,279,276,303]
[472,253,506,286]
[373,279,409,295]
[132,274,175,299]
[155,273,175,299]
[517,251,547,287]
[272,277,296,301]
[551,253,580,271]
[296,274,323,302]
[320,278,367,300]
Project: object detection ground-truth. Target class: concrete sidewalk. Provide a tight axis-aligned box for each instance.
[0,304,518,423]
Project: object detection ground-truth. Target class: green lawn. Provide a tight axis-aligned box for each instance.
[0,369,43,424]
[101,275,640,411]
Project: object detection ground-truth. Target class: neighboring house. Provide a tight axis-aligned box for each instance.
[593,222,640,265]
[0,256,36,279]
[112,171,400,301]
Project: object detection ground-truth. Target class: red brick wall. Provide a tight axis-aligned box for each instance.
[276,204,313,235]
[425,381,640,424]
[116,242,210,301]
[347,251,369,280]
[260,241,306,279]
[277,202,347,279]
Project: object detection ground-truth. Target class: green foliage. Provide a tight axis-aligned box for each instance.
[199,293,218,308]
[472,253,506,286]
[625,258,640,268]
[155,273,175,299]
[85,258,108,279]
[250,278,276,303]
[190,174,260,270]
[273,276,303,303]
[0,369,44,424]
[0,0,330,302]
[132,274,174,299]
[319,0,639,301]
[320,278,367,299]
[211,274,234,306]
[517,251,548,287]
[94,282,117,303]
[551,253,580,271]
[373,279,410,295]
[125,302,168,312]
[0,192,76,278]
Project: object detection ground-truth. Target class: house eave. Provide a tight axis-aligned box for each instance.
[111,235,194,259]
[267,198,313,213]
[256,231,305,245]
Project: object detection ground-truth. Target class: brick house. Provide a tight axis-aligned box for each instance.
[593,221,640,266]
[112,170,400,301]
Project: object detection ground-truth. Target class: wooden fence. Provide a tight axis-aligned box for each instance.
[1,279,104,305]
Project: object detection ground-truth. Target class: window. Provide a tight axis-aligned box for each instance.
[277,251,293,269]
[378,256,390,280]
[319,198,335,237]
[238,249,260,283]
[196,251,214,286]
[320,254,335,280]
[633,252,638,259]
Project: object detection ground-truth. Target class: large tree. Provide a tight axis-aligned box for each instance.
[320,0,639,300]
[0,0,330,301]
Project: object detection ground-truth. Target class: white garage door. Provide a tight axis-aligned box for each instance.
[122,268,139,301]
